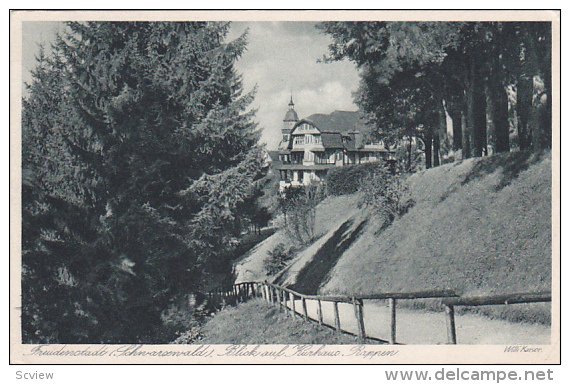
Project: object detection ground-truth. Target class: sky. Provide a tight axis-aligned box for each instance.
[22,21,360,149]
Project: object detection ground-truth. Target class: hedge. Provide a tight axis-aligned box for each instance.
[325,162,385,196]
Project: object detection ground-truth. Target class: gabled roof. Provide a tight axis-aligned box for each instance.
[290,119,320,134]
[321,132,344,148]
[305,110,368,134]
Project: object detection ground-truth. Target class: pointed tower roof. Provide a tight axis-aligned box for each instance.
[283,95,299,122]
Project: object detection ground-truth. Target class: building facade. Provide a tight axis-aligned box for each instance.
[275,97,392,190]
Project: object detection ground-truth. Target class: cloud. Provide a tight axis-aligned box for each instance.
[22,21,361,149]
[230,22,360,149]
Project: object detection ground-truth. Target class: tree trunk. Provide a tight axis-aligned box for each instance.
[407,135,412,171]
[467,55,488,157]
[516,74,533,150]
[487,57,510,153]
[523,25,551,151]
[434,105,446,167]
[433,129,440,167]
[424,130,433,169]
[490,83,510,153]
[450,107,462,151]
[485,83,496,155]
[538,28,552,150]
[461,104,471,159]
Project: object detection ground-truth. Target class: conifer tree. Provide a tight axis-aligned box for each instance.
[22,22,264,343]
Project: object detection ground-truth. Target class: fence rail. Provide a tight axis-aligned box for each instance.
[206,282,551,345]
[441,291,552,344]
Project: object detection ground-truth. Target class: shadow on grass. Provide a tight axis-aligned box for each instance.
[286,218,367,295]
[440,150,543,202]
[461,150,542,190]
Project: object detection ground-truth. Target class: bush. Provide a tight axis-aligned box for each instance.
[264,243,295,276]
[325,162,385,196]
[358,167,414,225]
[278,184,325,244]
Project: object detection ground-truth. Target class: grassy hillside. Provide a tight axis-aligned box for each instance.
[282,151,552,324]
[234,194,361,283]
[197,299,369,344]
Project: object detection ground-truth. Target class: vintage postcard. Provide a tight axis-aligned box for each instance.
[9,10,560,364]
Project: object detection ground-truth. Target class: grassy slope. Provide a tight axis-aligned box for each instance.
[234,151,551,324]
[318,151,551,323]
[199,299,367,344]
[234,194,361,283]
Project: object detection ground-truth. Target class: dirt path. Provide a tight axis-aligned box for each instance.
[284,299,550,344]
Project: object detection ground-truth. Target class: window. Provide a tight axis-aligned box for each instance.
[294,136,304,145]
[283,134,289,142]
[304,135,312,144]
[314,135,321,144]
[292,153,303,163]
[316,154,329,164]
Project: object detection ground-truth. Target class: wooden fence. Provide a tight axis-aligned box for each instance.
[209,281,456,344]
[441,291,552,344]
[207,282,551,345]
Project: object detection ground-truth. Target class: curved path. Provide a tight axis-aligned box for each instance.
[283,299,550,345]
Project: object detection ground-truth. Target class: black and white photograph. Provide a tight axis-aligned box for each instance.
[9,10,560,364]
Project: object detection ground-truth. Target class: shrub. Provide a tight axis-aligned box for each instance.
[278,184,325,244]
[325,162,385,196]
[164,294,210,344]
[264,243,295,276]
[358,167,414,225]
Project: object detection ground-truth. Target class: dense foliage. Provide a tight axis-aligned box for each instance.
[325,162,385,196]
[22,22,265,343]
[358,167,414,225]
[318,22,552,169]
[264,243,295,276]
[277,185,325,244]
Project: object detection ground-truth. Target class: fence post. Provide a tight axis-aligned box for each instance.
[317,299,323,325]
[276,288,282,312]
[389,298,397,344]
[283,290,289,316]
[353,298,366,341]
[280,289,286,312]
[445,304,457,344]
[302,298,308,320]
[333,301,341,330]
[289,292,296,317]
